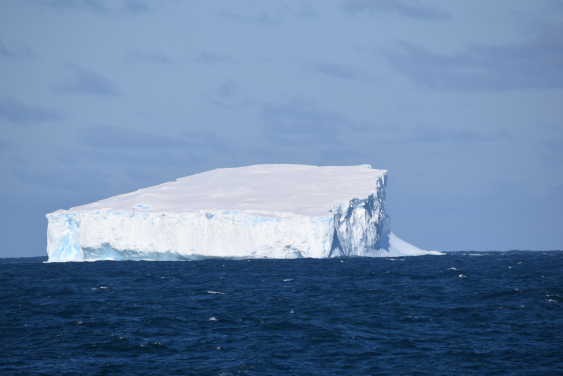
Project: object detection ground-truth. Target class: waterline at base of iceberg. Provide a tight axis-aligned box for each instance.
[50,232,442,262]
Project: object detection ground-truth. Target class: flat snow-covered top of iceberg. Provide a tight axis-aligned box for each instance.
[67,164,386,217]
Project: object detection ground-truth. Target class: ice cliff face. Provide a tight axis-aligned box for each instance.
[46,164,438,262]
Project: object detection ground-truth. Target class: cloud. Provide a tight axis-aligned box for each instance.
[181,130,233,153]
[383,24,563,90]
[221,10,282,24]
[51,65,119,96]
[543,138,563,157]
[30,0,150,15]
[389,125,509,145]
[259,100,365,146]
[14,168,111,191]
[0,40,34,59]
[194,51,235,64]
[126,49,170,64]
[79,124,232,153]
[80,124,186,149]
[0,96,62,124]
[341,0,447,20]
[283,1,318,18]
[216,80,239,97]
[81,149,204,168]
[0,138,11,150]
[313,62,367,80]
[220,2,318,24]
[410,126,492,143]
[320,146,364,161]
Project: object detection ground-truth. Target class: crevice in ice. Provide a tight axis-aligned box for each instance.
[328,228,343,258]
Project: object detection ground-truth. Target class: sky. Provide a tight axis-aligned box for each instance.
[0,0,562,257]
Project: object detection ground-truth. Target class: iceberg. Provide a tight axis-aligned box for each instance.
[46,164,440,262]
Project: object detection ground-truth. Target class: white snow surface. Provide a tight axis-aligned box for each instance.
[70,164,386,217]
[46,164,440,261]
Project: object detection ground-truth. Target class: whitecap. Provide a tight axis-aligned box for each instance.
[459,274,466,278]
[283,279,293,282]
[209,317,217,321]
[448,267,457,270]
[207,291,225,294]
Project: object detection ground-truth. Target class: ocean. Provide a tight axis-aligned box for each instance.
[1,251,562,375]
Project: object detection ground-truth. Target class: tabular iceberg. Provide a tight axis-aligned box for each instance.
[46,164,439,262]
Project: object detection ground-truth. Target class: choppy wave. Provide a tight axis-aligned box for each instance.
[1,251,562,375]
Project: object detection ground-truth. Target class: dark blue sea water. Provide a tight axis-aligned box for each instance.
[1,251,562,375]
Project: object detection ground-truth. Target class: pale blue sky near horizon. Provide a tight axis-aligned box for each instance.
[0,0,562,257]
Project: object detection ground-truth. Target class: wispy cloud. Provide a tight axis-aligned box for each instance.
[320,146,364,161]
[79,124,232,153]
[543,138,563,157]
[313,61,367,80]
[126,49,170,64]
[194,50,235,64]
[216,80,239,97]
[0,138,11,150]
[259,99,366,146]
[30,0,150,15]
[14,167,111,191]
[389,125,510,145]
[80,124,187,149]
[51,65,119,96]
[0,96,62,125]
[383,24,563,90]
[81,149,204,168]
[0,40,34,60]
[340,0,447,20]
[221,1,318,24]
[221,10,282,24]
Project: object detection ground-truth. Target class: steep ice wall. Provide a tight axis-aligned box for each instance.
[46,164,437,261]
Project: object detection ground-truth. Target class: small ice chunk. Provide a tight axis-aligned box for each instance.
[209,317,217,321]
